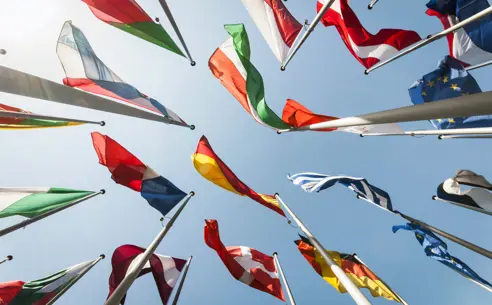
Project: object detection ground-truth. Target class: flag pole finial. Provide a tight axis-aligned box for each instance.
[438,135,444,140]
[100,121,106,126]
[280,66,286,71]
[190,61,196,66]
[273,252,278,256]
[6,255,13,261]
[190,125,195,130]
[432,196,437,200]
[100,254,106,259]
[189,191,195,196]
[100,189,106,195]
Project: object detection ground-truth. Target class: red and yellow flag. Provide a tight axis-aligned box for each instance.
[192,136,284,217]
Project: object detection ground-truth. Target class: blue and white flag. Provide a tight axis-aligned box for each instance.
[288,173,394,212]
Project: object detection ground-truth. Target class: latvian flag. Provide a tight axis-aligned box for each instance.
[204,220,285,301]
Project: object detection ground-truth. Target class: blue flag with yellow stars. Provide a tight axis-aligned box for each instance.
[409,56,492,129]
[393,223,492,291]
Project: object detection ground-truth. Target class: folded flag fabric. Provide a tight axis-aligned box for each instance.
[409,56,491,129]
[57,21,187,126]
[0,103,81,129]
[241,0,302,63]
[393,223,492,291]
[437,170,492,214]
[204,219,285,301]
[82,0,184,56]
[0,259,97,305]
[426,0,492,66]
[0,188,94,219]
[295,236,405,303]
[91,132,187,216]
[288,173,393,212]
[108,245,186,305]
[192,136,284,216]
[318,0,421,69]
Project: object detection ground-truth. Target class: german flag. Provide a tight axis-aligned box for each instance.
[192,136,285,217]
[295,236,406,303]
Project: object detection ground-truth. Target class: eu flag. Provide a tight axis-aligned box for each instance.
[409,56,492,129]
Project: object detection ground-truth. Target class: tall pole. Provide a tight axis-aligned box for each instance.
[105,192,195,305]
[0,110,104,126]
[360,127,492,137]
[273,252,296,305]
[0,255,13,265]
[0,190,104,238]
[466,59,492,71]
[274,194,372,305]
[432,196,492,217]
[170,256,193,305]
[280,0,336,71]
[367,0,380,10]
[439,134,492,139]
[45,255,105,305]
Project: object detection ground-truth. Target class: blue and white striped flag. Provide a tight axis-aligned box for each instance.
[288,173,394,212]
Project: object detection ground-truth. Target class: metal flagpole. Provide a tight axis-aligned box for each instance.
[273,252,296,305]
[280,0,336,71]
[274,194,372,305]
[158,0,195,66]
[0,190,104,238]
[170,256,193,305]
[367,0,380,10]
[398,212,492,260]
[45,255,105,305]
[439,134,492,139]
[360,127,492,137]
[364,6,492,74]
[277,91,492,133]
[466,59,492,71]
[105,192,195,305]
[0,255,13,265]
[0,110,104,126]
[432,196,492,217]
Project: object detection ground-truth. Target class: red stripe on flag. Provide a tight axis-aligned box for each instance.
[263,0,302,47]
[0,281,25,304]
[83,0,153,24]
[282,99,338,131]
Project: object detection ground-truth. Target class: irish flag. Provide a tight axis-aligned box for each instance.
[0,188,94,219]
[0,259,97,305]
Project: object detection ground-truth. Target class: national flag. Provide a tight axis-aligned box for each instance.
[409,56,492,129]
[437,170,492,214]
[82,0,184,57]
[0,103,82,129]
[192,136,284,216]
[295,236,405,303]
[209,24,290,130]
[426,0,492,66]
[241,0,302,63]
[0,259,97,305]
[318,0,421,69]
[91,132,187,216]
[288,173,393,212]
[57,21,187,126]
[0,188,94,219]
[393,223,492,291]
[204,219,285,301]
[107,245,186,305]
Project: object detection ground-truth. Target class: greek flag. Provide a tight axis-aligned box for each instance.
[288,173,394,212]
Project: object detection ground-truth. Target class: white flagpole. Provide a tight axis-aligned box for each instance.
[105,192,195,305]
[273,252,296,305]
[466,59,492,71]
[360,127,492,137]
[365,6,492,74]
[0,255,13,265]
[280,0,336,71]
[45,255,105,305]
[0,190,104,238]
[157,0,195,66]
[439,134,492,139]
[367,0,380,10]
[432,196,492,217]
[0,110,104,126]
[170,256,193,305]
[275,194,372,305]
[277,91,492,133]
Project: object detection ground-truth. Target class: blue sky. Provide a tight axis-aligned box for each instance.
[0,0,491,304]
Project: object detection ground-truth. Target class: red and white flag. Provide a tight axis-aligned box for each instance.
[107,245,187,305]
[204,219,285,301]
[318,0,421,68]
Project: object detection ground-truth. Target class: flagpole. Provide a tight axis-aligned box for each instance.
[367,0,380,10]
[170,256,193,305]
[360,127,492,137]
[0,190,104,238]
[466,59,492,71]
[45,254,105,305]
[157,0,195,66]
[273,252,296,305]
[432,196,492,217]
[0,255,13,265]
[0,110,104,126]
[365,6,492,74]
[398,212,492,260]
[439,134,492,139]
[280,0,336,71]
[275,194,372,305]
[105,192,195,305]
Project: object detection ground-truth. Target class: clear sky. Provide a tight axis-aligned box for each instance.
[0,0,491,304]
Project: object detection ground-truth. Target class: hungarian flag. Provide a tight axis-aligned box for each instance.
[192,136,284,217]
[318,0,421,69]
[82,0,184,57]
[108,245,186,305]
[0,188,94,219]
[204,220,285,301]
[295,237,406,303]
[0,259,97,305]
[91,132,187,216]
[241,0,302,63]
[0,103,82,129]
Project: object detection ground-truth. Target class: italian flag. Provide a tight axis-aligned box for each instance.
[0,188,94,219]
[0,260,96,305]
